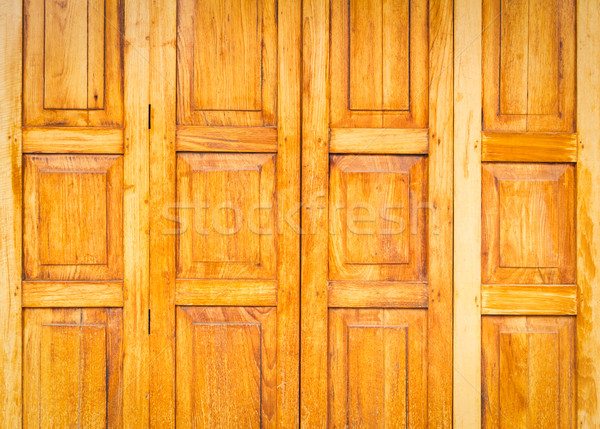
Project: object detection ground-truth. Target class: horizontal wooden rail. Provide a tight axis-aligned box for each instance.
[23,127,124,154]
[481,284,577,315]
[329,128,429,154]
[22,281,124,307]
[328,281,428,308]
[175,279,277,306]
[176,126,278,152]
[482,132,578,162]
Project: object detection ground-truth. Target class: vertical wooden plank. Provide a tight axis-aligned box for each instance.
[453,0,481,423]
[577,0,600,424]
[87,0,105,109]
[277,0,301,427]
[429,0,453,425]
[301,0,329,425]
[0,0,22,424]
[149,0,176,423]
[123,0,150,425]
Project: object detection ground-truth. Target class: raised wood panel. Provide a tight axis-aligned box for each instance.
[482,163,575,284]
[330,0,428,128]
[177,0,277,126]
[482,316,576,428]
[329,309,427,428]
[329,155,426,281]
[24,0,123,126]
[23,308,123,428]
[23,155,123,281]
[177,153,276,279]
[176,306,276,428]
[482,0,575,132]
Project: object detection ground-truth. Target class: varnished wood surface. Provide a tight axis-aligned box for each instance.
[482,132,578,162]
[23,127,124,154]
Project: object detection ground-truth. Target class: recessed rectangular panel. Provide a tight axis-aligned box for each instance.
[176,307,276,428]
[177,153,276,279]
[330,155,426,281]
[24,308,123,428]
[329,309,427,428]
[23,155,123,281]
[482,317,575,428]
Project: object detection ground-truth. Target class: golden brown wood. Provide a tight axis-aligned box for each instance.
[481,284,577,315]
[176,307,277,428]
[23,127,124,154]
[329,128,429,154]
[577,0,600,424]
[482,316,576,428]
[329,309,427,428]
[23,155,124,281]
[24,0,123,126]
[175,280,277,306]
[328,282,428,308]
[176,126,278,152]
[482,163,576,285]
[22,281,124,307]
[177,0,276,126]
[482,132,578,162]
[0,0,22,424]
[482,0,575,132]
[23,308,123,428]
[330,0,428,128]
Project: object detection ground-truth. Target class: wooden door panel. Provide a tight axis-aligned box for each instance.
[23,0,123,126]
[482,0,575,132]
[176,306,276,428]
[23,308,123,428]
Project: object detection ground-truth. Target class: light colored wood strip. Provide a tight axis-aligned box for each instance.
[0,1,22,425]
[23,127,124,153]
[577,0,600,424]
[301,0,329,425]
[176,126,278,152]
[175,280,277,306]
[428,0,454,425]
[149,0,176,424]
[329,128,428,154]
[481,285,577,315]
[22,281,124,307]
[123,0,150,425]
[277,0,302,426]
[328,282,428,308]
[482,132,578,162]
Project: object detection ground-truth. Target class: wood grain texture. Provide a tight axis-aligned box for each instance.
[122,0,150,424]
[176,307,277,428]
[329,309,427,428]
[328,281,428,308]
[482,0,575,132]
[428,0,454,424]
[177,0,277,126]
[453,0,482,424]
[577,0,600,424]
[23,127,124,154]
[176,126,278,152]
[175,279,277,306]
[482,132,578,162]
[0,1,22,424]
[330,0,428,128]
[481,284,577,315]
[301,0,329,424]
[22,281,124,307]
[482,316,576,428]
[24,0,123,126]
[329,128,429,154]
[482,163,576,284]
[23,308,123,428]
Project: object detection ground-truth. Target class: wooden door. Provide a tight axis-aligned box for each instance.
[301,0,453,427]
[148,0,301,427]
[455,0,600,426]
